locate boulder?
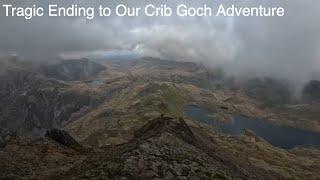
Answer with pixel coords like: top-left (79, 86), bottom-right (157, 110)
top-left (45, 129), bottom-right (81, 149)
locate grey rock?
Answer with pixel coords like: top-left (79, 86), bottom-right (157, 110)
top-left (163, 171), bottom-right (174, 180)
top-left (45, 129), bottom-right (82, 149)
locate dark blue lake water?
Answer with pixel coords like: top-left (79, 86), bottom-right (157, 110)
top-left (185, 105), bottom-right (320, 149)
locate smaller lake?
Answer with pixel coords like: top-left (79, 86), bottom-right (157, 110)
top-left (185, 105), bottom-right (320, 149)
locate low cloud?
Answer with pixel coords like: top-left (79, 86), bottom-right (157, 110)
top-left (0, 0), bottom-right (319, 85)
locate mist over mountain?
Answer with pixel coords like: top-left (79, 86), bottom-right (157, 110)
top-left (1, 1), bottom-right (320, 179)
top-left (0, 0), bottom-right (319, 88)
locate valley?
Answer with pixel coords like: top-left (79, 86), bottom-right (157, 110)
top-left (0, 56), bottom-right (320, 179)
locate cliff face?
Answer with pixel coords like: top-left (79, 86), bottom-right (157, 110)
top-left (0, 59), bottom-right (104, 136)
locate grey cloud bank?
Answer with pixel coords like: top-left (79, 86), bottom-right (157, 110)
top-left (0, 0), bottom-right (319, 85)
top-left (0, 3), bottom-right (285, 19)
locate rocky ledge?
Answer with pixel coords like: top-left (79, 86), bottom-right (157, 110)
top-left (0, 116), bottom-right (314, 180)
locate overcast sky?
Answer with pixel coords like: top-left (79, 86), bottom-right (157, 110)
top-left (0, 0), bottom-right (319, 84)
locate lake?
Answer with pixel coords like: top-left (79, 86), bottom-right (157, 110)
top-left (185, 105), bottom-right (320, 149)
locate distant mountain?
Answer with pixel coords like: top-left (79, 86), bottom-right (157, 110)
top-left (303, 80), bottom-right (320, 102)
top-left (241, 77), bottom-right (293, 107)
top-left (0, 59), bottom-right (102, 136)
top-left (42, 58), bottom-right (106, 81)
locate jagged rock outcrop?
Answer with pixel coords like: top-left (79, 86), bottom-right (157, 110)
top-left (0, 116), bottom-right (319, 179)
top-left (0, 135), bottom-right (84, 179)
top-left (62, 116), bottom-right (285, 180)
top-left (134, 116), bottom-right (195, 143)
top-left (45, 129), bottom-right (82, 149)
